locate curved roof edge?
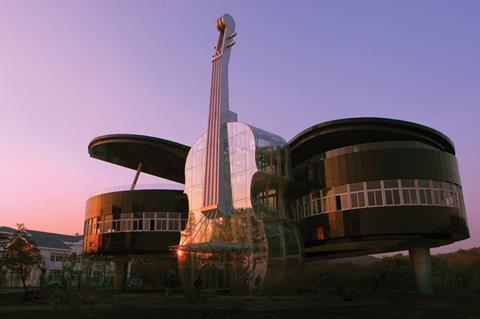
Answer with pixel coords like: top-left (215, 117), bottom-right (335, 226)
top-left (88, 134), bottom-right (190, 183)
top-left (288, 118), bottom-right (455, 165)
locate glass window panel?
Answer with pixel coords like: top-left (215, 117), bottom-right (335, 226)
top-left (138, 220), bottom-right (143, 231)
top-left (368, 191), bottom-right (375, 206)
top-left (432, 180), bottom-right (442, 189)
top-left (351, 193), bottom-right (358, 208)
top-left (350, 182), bottom-right (364, 192)
top-left (433, 190), bottom-right (439, 205)
top-left (392, 190), bottom-right (400, 204)
top-left (358, 192), bottom-right (365, 207)
top-left (410, 189), bottom-right (418, 204)
top-left (402, 180), bottom-right (415, 188)
top-left (385, 190), bottom-right (393, 205)
top-left (425, 191), bottom-right (432, 204)
top-left (403, 189), bottom-right (410, 204)
top-left (335, 195), bottom-right (342, 210)
top-left (157, 212), bottom-right (167, 219)
top-left (375, 190), bottom-right (383, 206)
top-left (383, 180), bottom-right (398, 189)
top-left (168, 213), bottom-right (179, 219)
top-left (366, 181), bottom-right (381, 190)
top-left (419, 190), bottom-right (426, 204)
top-left (439, 190), bottom-right (444, 204)
top-left (144, 212), bottom-right (155, 218)
top-left (418, 180), bottom-right (430, 188)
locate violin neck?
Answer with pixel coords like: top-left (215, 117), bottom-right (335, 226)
top-left (202, 26), bottom-right (237, 216)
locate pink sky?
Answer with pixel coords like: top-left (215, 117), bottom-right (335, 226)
top-left (0, 1), bottom-right (478, 254)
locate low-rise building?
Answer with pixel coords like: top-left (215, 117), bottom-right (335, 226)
top-left (0, 226), bottom-right (84, 288)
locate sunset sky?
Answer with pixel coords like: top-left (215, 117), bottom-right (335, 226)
top-left (0, 0), bottom-right (478, 254)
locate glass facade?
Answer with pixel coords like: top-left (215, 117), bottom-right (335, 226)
top-left (83, 189), bottom-right (188, 255)
top-left (289, 134), bottom-right (469, 257)
top-left (292, 178), bottom-right (465, 220)
top-left (179, 122), bottom-right (303, 294)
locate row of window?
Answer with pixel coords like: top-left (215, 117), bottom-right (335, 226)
top-left (84, 212), bottom-right (187, 236)
top-left (50, 253), bottom-right (69, 262)
top-left (291, 179), bottom-right (464, 220)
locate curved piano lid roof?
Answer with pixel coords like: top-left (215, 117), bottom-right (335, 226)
top-left (88, 134), bottom-right (190, 183)
top-left (288, 117), bottom-right (455, 167)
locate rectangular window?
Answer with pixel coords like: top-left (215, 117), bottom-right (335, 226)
top-left (138, 220), bottom-right (143, 231)
top-left (358, 192), bottom-right (365, 207)
top-left (418, 180), bottom-right (430, 188)
top-left (366, 181), bottom-right (381, 190)
top-left (432, 180), bottom-right (442, 189)
top-left (350, 182), bottom-right (364, 192)
top-left (385, 190), bottom-right (393, 205)
top-left (375, 190), bottom-right (383, 206)
top-left (150, 219), bottom-right (155, 231)
top-left (368, 191), bottom-right (375, 206)
top-left (432, 190), bottom-right (438, 205)
top-left (392, 189), bottom-right (400, 205)
top-left (351, 193), bottom-right (358, 208)
top-left (383, 180), bottom-right (398, 189)
top-left (133, 220), bottom-right (138, 230)
top-left (157, 212), bottom-right (167, 219)
top-left (439, 190), bottom-right (444, 204)
top-left (403, 189), bottom-right (411, 204)
top-left (419, 189), bottom-right (426, 204)
top-left (425, 190), bottom-right (432, 204)
top-left (410, 189), bottom-right (418, 204)
top-left (401, 180), bottom-right (415, 188)
top-left (335, 195), bottom-right (342, 211)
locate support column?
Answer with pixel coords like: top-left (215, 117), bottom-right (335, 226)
top-left (409, 247), bottom-right (433, 295)
top-left (130, 162), bottom-right (142, 190)
top-left (113, 260), bottom-right (128, 291)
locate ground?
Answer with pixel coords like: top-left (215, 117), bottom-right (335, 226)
top-left (0, 289), bottom-right (479, 319)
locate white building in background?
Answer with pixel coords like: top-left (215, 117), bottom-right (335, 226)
top-left (0, 226), bottom-right (83, 287)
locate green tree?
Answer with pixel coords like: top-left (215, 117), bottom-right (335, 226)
top-left (0, 224), bottom-right (43, 296)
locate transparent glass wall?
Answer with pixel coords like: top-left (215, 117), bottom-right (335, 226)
top-left (179, 122), bottom-right (303, 295)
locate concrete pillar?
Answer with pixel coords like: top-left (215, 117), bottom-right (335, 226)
top-left (409, 247), bottom-right (433, 295)
top-left (113, 260), bottom-right (128, 291)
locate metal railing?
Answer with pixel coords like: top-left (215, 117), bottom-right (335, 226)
top-left (89, 183), bottom-right (184, 198)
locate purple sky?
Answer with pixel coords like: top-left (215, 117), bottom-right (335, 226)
top-left (0, 1), bottom-right (478, 254)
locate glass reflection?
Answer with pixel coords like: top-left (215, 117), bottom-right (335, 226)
top-left (179, 122), bottom-right (303, 294)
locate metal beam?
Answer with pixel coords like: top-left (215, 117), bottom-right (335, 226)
top-left (130, 162), bottom-right (143, 190)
